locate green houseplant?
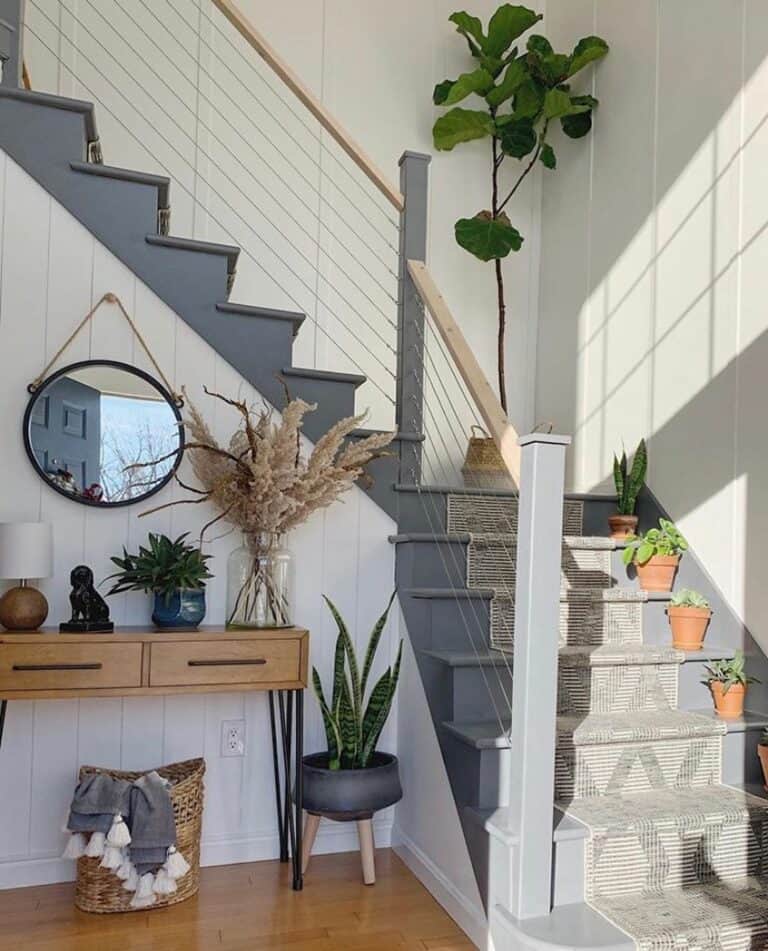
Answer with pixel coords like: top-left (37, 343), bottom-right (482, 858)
top-left (667, 589), bottom-right (711, 651)
top-left (302, 594), bottom-right (403, 884)
top-left (610, 439), bottom-right (647, 539)
top-left (105, 532), bottom-right (213, 629)
top-left (432, 5), bottom-right (608, 411)
top-left (702, 651), bottom-right (758, 719)
top-left (622, 518), bottom-right (687, 592)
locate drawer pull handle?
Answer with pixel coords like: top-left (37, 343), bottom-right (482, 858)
top-left (187, 659), bottom-right (267, 668)
top-left (12, 663), bottom-right (103, 672)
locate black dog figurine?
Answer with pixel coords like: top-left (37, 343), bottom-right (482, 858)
top-left (60, 565), bottom-right (114, 633)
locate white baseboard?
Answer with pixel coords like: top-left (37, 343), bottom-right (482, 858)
top-left (0, 817), bottom-right (393, 890)
top-left (393, 824), bottom-right (488, 950)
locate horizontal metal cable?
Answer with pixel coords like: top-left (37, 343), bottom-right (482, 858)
top-left (34, 0), bottom-right (399, 342)
top-left (127, 0), bottom-right (401, 282)
top-left (24, 19), bottom-right (396, 402)
top-left (153, 0), bottom-right (400, 236)
top-left (25, 15), bottom-right (397, 392)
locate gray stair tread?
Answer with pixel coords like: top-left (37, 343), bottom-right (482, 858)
top-left (406, 586), bottom-right (498, 601)
top-left (146, 233), bottom-right (240, 267)
top-left (558, 644), bottom-right (684, 667)
top-left (70, 160), bottom-right (170, 202)
top-left (562, 784), bottom-right (768, 833)
top-left (391, 531), bottom-right (615, 549)
top-left (395, 482), bottom-right (615, 501)
top-left (352, 427), bottom-right (423, 442)
top-left (688, 707), bottom-right (768, 732)
top-left (216, 301), bottom-right (305, 332)
top-left (443, 718), bottom-right (510, 749)
top-left (280, 366), bottom-right (366, 386)
top-left (558, 710), bottom-right (728, 746)
top-left (677, 645), bottom-right (736, 662)
top-left (468, 805), bottom-right (589, 845)
top-left (493, 900), bottom-right (634, 950)
top-left (0, 85), bottom-right (93, 115)
top-left (423, 649), bottom-right (510, 668)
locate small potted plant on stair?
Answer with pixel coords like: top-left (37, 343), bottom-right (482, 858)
top-left (702, 650), bottom-right (758, 719)
top-left (610, 439), bottom-right (647, 539)
top-left (105, 532), bottom-right (213, 629)
top-left (667, 589), bottom-right (712, 651)
top-left (622, 518), bottom-right (687, 592)
top-left (303, 593), bottom-right (403, 886)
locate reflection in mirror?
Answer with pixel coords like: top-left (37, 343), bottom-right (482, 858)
top-left (24, 361), bottom-right (183, 507)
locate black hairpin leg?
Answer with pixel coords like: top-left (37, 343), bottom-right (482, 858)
top-left (268, 689), bottom-right (304, 891)
top-left (0, 700), bottom-right (7, 750)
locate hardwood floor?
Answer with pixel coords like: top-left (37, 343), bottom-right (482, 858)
top-left (0, 849), bottom-right (475, 950)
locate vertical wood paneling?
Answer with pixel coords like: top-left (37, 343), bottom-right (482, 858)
top-left (0, 157), bottom-right (398, 886)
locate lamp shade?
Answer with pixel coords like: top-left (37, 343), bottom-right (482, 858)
top-left (0, 522), bottom-right (53, 580)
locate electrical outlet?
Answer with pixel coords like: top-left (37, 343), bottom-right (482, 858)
top-left (221, 719), bottom-right (246, 757)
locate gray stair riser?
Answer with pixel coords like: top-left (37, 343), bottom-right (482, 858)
top-left (346, 445), bottom-right (399, 520)
top-left (557, 663), bottom-right (679, 715)
top-left (451, 665), bottom-right (514, 723)
top-left (394, 489), bottom-right (449, 532)
top-left (279, 373), bottom-right (358, 436)
top-left (446, 740), bottom-right (511, 811)
top-left (396, 540), bottom-right (468, 589)
top-left (585, 815), bottom-right (768, 901)
top-left (427, 597), bottom-right (493, 652)
top-left (722, 728), bottom-right (766, 788)
top-left (0, 97), bottom-right (88, 166)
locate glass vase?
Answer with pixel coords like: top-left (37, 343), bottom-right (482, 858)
top-left (226, 533), bottom-right (294, 629)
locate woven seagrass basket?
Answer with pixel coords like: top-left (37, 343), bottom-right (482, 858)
top-left (462, 425), bottom-right (513, 489)
top-left (74, 757), bottom-right (205, 914)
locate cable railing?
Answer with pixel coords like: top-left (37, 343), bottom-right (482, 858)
top-left (23, 0), bottom-right (400, 428)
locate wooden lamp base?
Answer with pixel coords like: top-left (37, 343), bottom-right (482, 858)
top-left (0, 585), bottom-right (49, 631)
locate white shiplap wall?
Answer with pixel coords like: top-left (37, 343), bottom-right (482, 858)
top-left (0, 153), bottom-right (399, 888)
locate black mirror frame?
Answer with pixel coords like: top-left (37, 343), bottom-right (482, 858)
top-left (23, 359), bottom-right (185, 509)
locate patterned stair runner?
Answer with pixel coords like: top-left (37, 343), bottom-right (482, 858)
top-left (447, 492), bottom-right (768, 949)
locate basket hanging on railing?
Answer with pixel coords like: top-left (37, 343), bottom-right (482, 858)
top-left (462, 425), bottom-right (514, 490)
top-left (74, 758), bottom-right (205, 914)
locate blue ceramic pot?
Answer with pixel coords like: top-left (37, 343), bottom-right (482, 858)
top-left (152, 588), bottom-right (206, 629)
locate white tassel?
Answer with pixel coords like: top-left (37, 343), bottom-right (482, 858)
top-left (129, 891), bottom-right (156, 909)
top-left (122, 867), bottom-right (139, 893)
top-left (153, 868), bottom-right (177, 896)
top-left (165, 846), bottom-right (190, 880)
top-left (61, 832), bottom-right (86, 860)
top-left (100, 845), bottom-right (124, 870)
top-left (116, 857), bottom-right (134, 881)
top-left (106, 814), bottom-right (131, 848)
top-left (135, 873), bottom-right (155, 901)
top-left (84, 832), bottom-right (106, 858)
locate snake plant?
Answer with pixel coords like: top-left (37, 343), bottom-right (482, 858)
top-left (702, 650), bottom-right (759, 695)
top-left (312, 593), bottom-right (402, 770)
top-left (613, 439), bottom-right (647, 516)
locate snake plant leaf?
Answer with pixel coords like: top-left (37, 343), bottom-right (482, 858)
top-left (331, 629), bottom-right (346, 711)
top-left (455, 211), bottom-right (524, 262)
top-left (443, 68), bottom-right (495, 105)
top-left (338, 677), bottom-right (358, 765)
top-left (433, 108), bottom-right (495, 150)
top-left (324, 595), bottom-right (362, 742)
top-left (360, 642), bottom-right (403, 768)
top-left (499, 117), bottom-right (537, 157)
top-left (449, 11), bottom-right (485, 56)
top-left (362, 669), bottom-right (391, 747)
top-left (485, 5), bottom-right (542, 58)
top-left (539, 142), bottom-right (556, 169)
top-left (433, 79), bottom-right (457, 105)
top-left (312, 667), bottom-right (341, 769)
top-left (361, 590), bottom-right (396, 697)
top-left (485, 57), bottom-right (528, 107)
top-left (569, 36), bottom-right (609, 76)
top-left (625, 439), bottom-right (647, 513)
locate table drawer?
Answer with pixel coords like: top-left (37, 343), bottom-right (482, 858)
top-left (0, 643), bottom-right (143, 691)
top-left (149, 639), bottom-right (303, 688)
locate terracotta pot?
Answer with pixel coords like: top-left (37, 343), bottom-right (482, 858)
top-left (758, 744), bottom-right (768, 792)
top-left (667, 606), bottom-right (711, 651)
top-left (635, 554), bottom-right (679, 592)
top-left (710, 681), bottom-right (746, 719)
top-left (608, 514), bottom-right (638, 540)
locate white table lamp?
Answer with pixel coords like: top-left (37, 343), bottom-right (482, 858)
top-left (0, 523), bottom-right (53, 631)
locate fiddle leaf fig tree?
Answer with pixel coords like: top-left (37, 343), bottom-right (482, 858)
top-left (433, 5), bottom-right (608, 411)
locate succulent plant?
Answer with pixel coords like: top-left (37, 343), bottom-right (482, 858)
top-left (622, 518), bottom-right (688, 567)
top-left (105, 533), bottom-right (213, 603)
top-left (670, 589), bottom-right (710, 609)
top-left (702, 650), bottom-right (758, 695)
top-left (312, 593), bottom-right (402, 770)
top-left (613, 439), bottom-right (647, 516)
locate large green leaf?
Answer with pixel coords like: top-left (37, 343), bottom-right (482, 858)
top-left (323, 595), bottom-right (362, 749)
top-left (513, 78), bottom-right (545, 118)
top-left (331, 630), bottom-right (346, 711)
top-left (361, 590), bottom-right (396, 697)
top-left (362, 669), bottom-right (391, 747)
top-left (569, 36), bottom-right (609, 76)
top-left (485, 58), bottom-right (528, 107)
top-left (433, 79), bottom-right (456, 105)
top-left (338, 677), bottom-right (358, 766)
top-left (455, 211), bottom-right (524, 261)
top-left (312, 667), bottom-right (341, 769)
top-left (540, 142), bottom-right (556, 169)
top-left (561, 110), bottom-right (593, 138)
top-left (500, 117), bottom-right (536, 157)
top-left (485, 5), bottom-right (542, 58)
top-left (526, 34), bottom-right (552, 57)
top-left (433, 108), bottom-right (495, 150)
top-left (449, 11), bottom-right (485, 55)
top-left (543, 87), bottom-right (574, 119)
top-left (443, 68), bottom-right (495, 105)
top-left (361, 642), bottom-right (403, 767)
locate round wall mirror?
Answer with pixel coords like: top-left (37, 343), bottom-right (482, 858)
top-left (23, 361), bottom-right (184, 508)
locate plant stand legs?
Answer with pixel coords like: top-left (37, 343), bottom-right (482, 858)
top-left (357, 819), bottom-right (376, 885)
top-left (301, 813), bottom-right (321, 874)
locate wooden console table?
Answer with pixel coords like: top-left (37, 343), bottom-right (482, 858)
top-left (0, 625), bottom-right (309, 890)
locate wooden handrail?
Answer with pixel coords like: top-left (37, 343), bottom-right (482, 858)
top-left (407, 259), bottom-right (521, 487)
top-left (210, 0), bottom-right (404, 212)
